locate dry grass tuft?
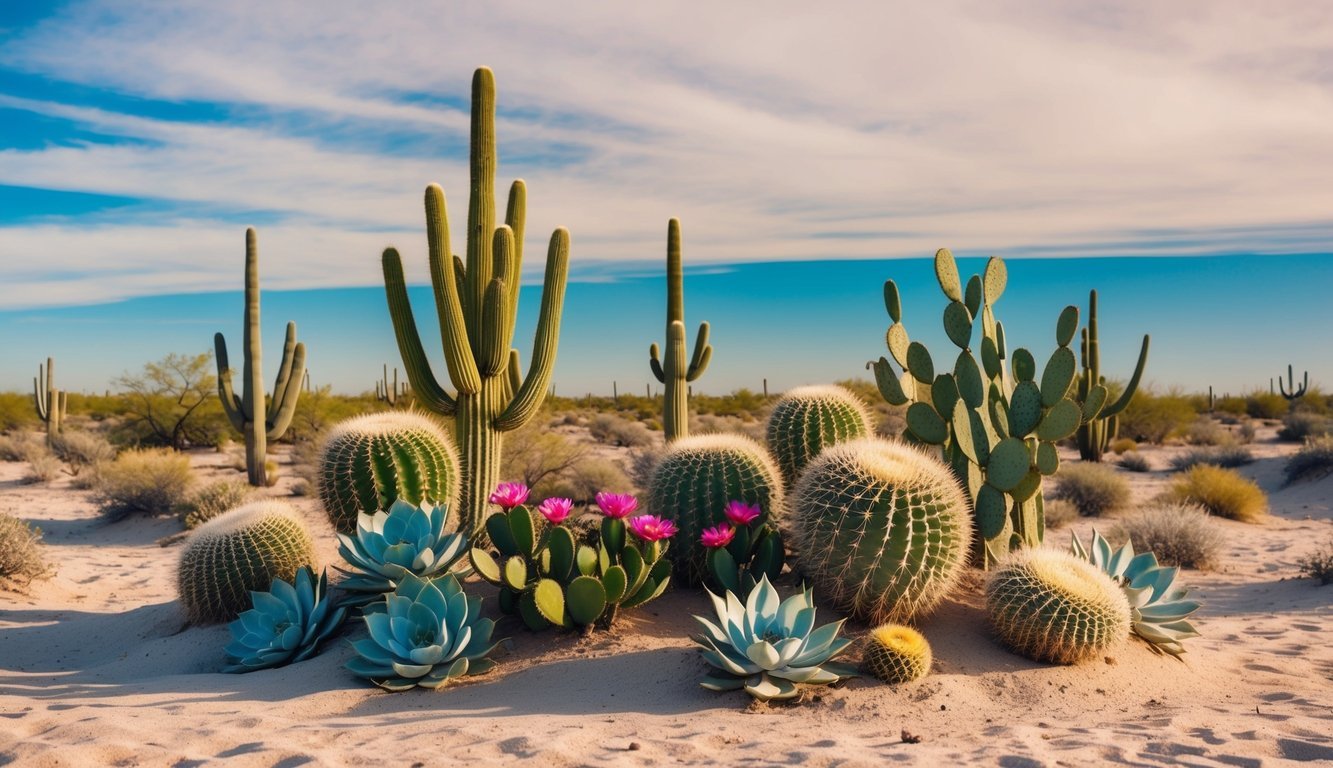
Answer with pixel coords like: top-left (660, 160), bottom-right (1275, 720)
top-left (1163, 465), bottom-right (1267, 523)
top-left (1050, 462), bottom-right (1131, 517)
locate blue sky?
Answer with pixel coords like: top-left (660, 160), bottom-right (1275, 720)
top-left (1, 2), bottom-right (1331, 395)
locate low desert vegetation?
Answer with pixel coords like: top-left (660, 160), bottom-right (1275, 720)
top-left (1277, 412), bottom-right (1332, 443)
top-left (1118, 451), bottom-right (1152, 473)
top-left (53, 430), bottom-right (117, 475)
top-left (1041, 498), bottom-right (1079, 529)
top-left (1050, 462), bottom-right (1131, 517)
top-left (1163, 465), bottom-right (1267, 523)
top-left (1283, 436), bottom-right (1333, 485)
top-left (23, 451), bottom-right (62, 485)
top-left (1169, 445), bottom-right (1255, 472)
top-left (1118, 504), bottom-right (1224, 570)
top-left (94, 447), bottom-right (193, 519)
top-left (0, 512), bottom-right (50, 586)
top-left (1118, 387), bottom-right (1196, 444)
top-left (1297, 537), bottom-right (1333, 585)
top-left (1244, 391), bottom-right (1289, 420)
top-left (1182, 418), bottom-right (1235, 447)
top-left (1108, 437), bottom-right (1138, 454)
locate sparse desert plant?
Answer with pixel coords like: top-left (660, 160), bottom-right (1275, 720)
top-left (177, 500), bottom-right (316, 623)
top-left (1117, 504), bottom-right (1224, 570)
top-left (1118, 387), bottom-right (1196, 444)
top-left (1042, 498), bottom-right (1079, 529)
top-left (1169, 445), bottom-right (1255, 472)
top-left (1118, 451), bottom-right (1152, 473)
top-left (95, 448), bottom-right (193, 519)
top-left (1109, 437), bottom-right (1138, 455)
top-left (23, 451), bottom-right (62, 485)
top-left (1164, 465), bottom-right (1267, 523)
top-left (500, 422), bottom-right (589, 498)
top-left (1237, 420), bottom-right (1257, 443)
top-left (1050, 462), bottom-right (1130, 517)
top-left (1297, 537), bottom-right (1333, 585)
top-left (51, 430), bottom-right (116, 475)
top-left (588, 413), bottom-right (655, 448)
top-left (0, 431), bottom-right (46, 463)
top-left (222, 566), bottom-right (347, 673)
top-left (764, 384), bottom-right (872, 484)
top-left (179, 479), bottom-right (253, 529)
top-left (863, 624), bottom-right (932, 684)
top-left (335, 500), bottom-right (467, 604)
top-left (114, 351), bottom-right (228, 450)
top-left (0, 512), bottom-right (50, 585)
top-left (1245, 390), bottom-right (1289, 420)
top-left (548, 457), bottom-right (635, 503)
top-left (0, 392), bottom-right (40, 431)
top-left (1182, 418), bottom-right (1234, 447)
top-left (626, 446), bottom-right (663, 492)
top-left (1284, 436), bottom-right (1333, 485)
top-left (793, 438), bottom-right (971, 624)
top-left (1278, 412), bottom-right (1332, 442)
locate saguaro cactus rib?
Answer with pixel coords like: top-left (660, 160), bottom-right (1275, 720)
top-left (649, 218), bottom-right (712, 442)
top-left (1075, 290), bottom-right (1150, 462)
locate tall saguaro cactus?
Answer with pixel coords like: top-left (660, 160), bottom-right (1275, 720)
top-left (382, 67), bottom-right (570, 536)
top-left (376, 364), bottom-right (407, 406)
top-left (1277, 364), bottom-right (1308, 402)
top-left (1074, 290), bottom-right (1150, 462)
top-left (33, 357), bottom-right (67, 447)
top-left (214, 228), bottom-right (307, 487)
top-left (648, 218), bottom-right (712, 442)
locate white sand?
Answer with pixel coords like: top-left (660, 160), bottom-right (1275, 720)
top-left (1, 433), bottom-right (1331, 766)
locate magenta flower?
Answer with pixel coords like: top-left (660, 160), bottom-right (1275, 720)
top-left (537, 497), bottom-right (573, 525)
top-left (489, 482), bottom-right (530, 510)
top-left (700, 524), bottom-right (735, 549)
top-left (595, 492), bottom-right (639, 519)
top-left (723, 500), bottom-right (762, 526)
top-left (627, 515), bottom-right (678, 542)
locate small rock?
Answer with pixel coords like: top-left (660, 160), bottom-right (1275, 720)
top-left (628, 743), bottom-right (641, 752)
top-left (901, 730), bottom-right (922, 744)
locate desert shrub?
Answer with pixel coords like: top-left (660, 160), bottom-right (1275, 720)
top-left (0, 513), bottom-right (50, 585)
top-left (1297, 537), bottom-right (1333, 585)
top-left (112, 351), bottom-right (230, 449)
top-left (626, 446), bottom-right (663, 492)
top-left (1043, 498), bottom-right (1079, 529)
top-left (588, 414), bottom-right (655, 447)
top-left (501, 425), bottom-right (589, 496)
top-left (1182, 418), bottom-right (1235, 447)
top-left (1169, 445), bottom-right (1255, 472)
top-left (1215, 395), bottom-right (1247, 417)
top-left (1118, 451), bottom-right (1151, 473)
top-left (0, 393), bottom-right (39, 431)
top-left (1118, 388), bottom-right (1196, 444)
top-left (23, 452), bottom-right (62, 485)
top-left (1237, 421), bottom-right (1257, 443)
top-left (1109, 437), bottom-right (1138, 454)
top-left (1118, 504), bottom-right (1224, 570)
top-left (178, 479), bottom-right (253, 529)
top-left (542, 457), bottom-right (635, 502)
top-left (692, 412), bottom-right (767, 441)
top-left (0, 432), bottom-right (46, 462)
top-left (1163, 465), bottom-right (1267, 523)
top-left (1277, 412), bottom-right (1332, 442)
top-left (1284, 436), bottom-right (1333, 485)
top-left (1050, 462), bottom-right (1131, 517)
top-left (1245, 391), bottom-right (1289, 420)
top-left (52, 430), bottom-right (117, 475)
top-left (94, 448), bottom-right (193, 519)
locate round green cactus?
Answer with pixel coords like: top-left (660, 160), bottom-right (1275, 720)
top-left (985, 548), bottom-right (1131, 664)
top-left (177, 501), bottom-right (316, 624)
top-left (863, 623), bottom-right (932, 684)
top-left (792, 438), bottom-right (971, 623)
top-left (317, 411), bottom-right (460, 533)
top-left (765, 384), bottom-right (872, 484)
top-left (646, 433), bottom-right (785, 584)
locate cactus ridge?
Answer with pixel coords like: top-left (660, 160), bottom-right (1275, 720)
top-left (1075, 289), bottom-right (1150, 462)
top-left (765, 384), bottom-right (872, 484)
top-left (864, 623), bottom-right (932, 684)
top-left (985, 548), bottom-right (1130, 664)
top-left (178, 501), bottom-right (315, 624)
top-left (792, 438), bottom-right (971, 624)
top-left (318, 412), bottom-right (461, 534)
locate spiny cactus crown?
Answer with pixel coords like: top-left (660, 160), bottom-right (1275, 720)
top-left (765, 384), bottom-right (872, 484)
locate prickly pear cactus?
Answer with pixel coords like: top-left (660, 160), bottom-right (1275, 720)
top-left (177, 501), bottom-right (315, 624)
top-left (317, 412), bottom-right (460, 533)
top-left (792, 438), bottom-right (971, 623)
top-left (863, 624), bottom-right (932, 684)
top-left (985, 548), bottom-right (1130, 664)
top-left (646, 434), bottom-right (785, 584)
top-left (765, 384), bottom-right (872, 484)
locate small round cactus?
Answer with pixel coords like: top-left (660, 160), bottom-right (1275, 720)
top-left (792, 438), bottom-right (971, 623)
top-left (646, 433), bottom-right (785, 584)
top-left (317, 411), bottom-right (460, 533)
top-left (864, 624), bottom-right (932, 684)
top-left (985, 548), bottom-right (1131, 664)
top-left (177, 501), bottom-right (315, 624)
top-left (765, 384), bottom-right (872, 483)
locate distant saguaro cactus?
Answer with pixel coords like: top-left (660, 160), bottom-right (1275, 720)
top-left (32, 357), bottom-right (67, 447)
top-left (1277, 364), bottom-right (1309, 402)
top-left (1074, 290), bottom-right (1150, 462)
top-left (214, 228), bottom-right (307, 487)
top-left (649, 219), bottom-right (712, 443)
top-left (375, 364), bottom-right (408, 406)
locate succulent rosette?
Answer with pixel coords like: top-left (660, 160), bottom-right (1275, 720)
top-left (223, 566), bottom-right (347, 673)
top-left (335, 500), bottom-right (467, 604)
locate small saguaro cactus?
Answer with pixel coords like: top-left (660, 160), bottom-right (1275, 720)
top-left (382, 67), bottom-right (570, 537)
top-left (649, 218), bottom-right (712, 443)
top-left (214, 228), bottom-right (306, 488)
top-left (1277, 364), bottom-right (1309, 402)
top-left (32, 357), bottom-right (67, 447)
top-left (375, 364), bottom-right (408, 406)
top-left (1074, 290), bottom-right (1150, 462)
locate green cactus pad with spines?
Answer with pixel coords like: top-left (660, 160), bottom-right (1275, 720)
top-left (647, 434), bottom-right (785, 584)
top-left (792, 438), bottom-right (972, 624)
top-left (864, 623), bottom-right (932, 684)
top-left (986, 438), bottom-right (1031, 491)
top-left (1040, 348), bottom-right (1076, 406)
top-left (1008, 382), bottom-right (1043, 437)
top-left (985, 548), bottom-right (1131, 664)
top-left (317, 412), bottom-right (460, 534)
top-left (1037, 400), bottom-right (1082, 441)
top-left (765, 384), bottom-right (873, 484)
top-left (934, 249), bottom-right (963, 302)
top-left (566, 575), bottom-right (608, 625)
top-left (942, 301), bottom-right (972, 347)
top-left (886, 324), bottom-right (910, 368)
top-left (1036, 442), bottom-right (1060, 475)
top-left (906, 343), bottom-right (934, 383)
top-left (884, 281), bottom-right (902, 323)
top-left (906, 403), bottom-right (948, 445)
top-left (1056, 306), bottom-right (1079, 347)
top-left (177, 501), bottom-right (315, 624)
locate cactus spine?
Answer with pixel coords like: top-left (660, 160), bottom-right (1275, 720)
top-left (382, 68), bottom-right (570, 537)
top-left (214, 228), bottom-right (306, 487)
top-left (1277, 364), bottom-right (1308, 402)
top-left (649, 219), bottom-right (712, 443)
top-left (32, 357), bottom-right (67, 447)
top-left (375, 364), bottom-right (407, 406)
top-left (1074, 290), bottom-right (1150, 462)
top-left (765, 384), bottom-right (872, 484)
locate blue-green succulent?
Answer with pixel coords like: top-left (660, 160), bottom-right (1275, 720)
top-left (692, 575), bottom-right (857, 702)
top-left (346, 572), bottom-right (500, 691)
top-left (335, 500), bottom-right (467, 604)
top-left (222, 566), bottom-right (347, 673)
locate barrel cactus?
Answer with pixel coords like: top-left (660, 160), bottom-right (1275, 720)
top-left (178, 501), bottom-right (316, 624)
top-left (863, 623), bottom-right (932, 684)
top-left (646, 434), bottom-right (785, 584)
top-left (765, 384), bottom-right (872, 484)
top-left (985, 548), bottom-right (1131, 664)
top-left (317, 411), bottom-right (460, 534)
top-left (792, 438), bottom-right (971, 623)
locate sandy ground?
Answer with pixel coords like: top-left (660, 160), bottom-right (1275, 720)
top-left (1, 428), bottom-right (1330, 767)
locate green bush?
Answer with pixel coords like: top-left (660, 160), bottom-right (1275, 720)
top-left (1050, 462), bottom-right (1131, 517)
top-left (94, 448), bottom-right (194, 519)
top-left (1164, 465), bottom-right (1267, 523)
top-left (1118, 504), bottom-right (1224, 570)
top-left (0, 392), bottom-right (39, 432)
top-left (1245, 391), bottom-right (1289, 420)
top-left (1118, 387), bottom-right (1196, 444)
top-left (0, 513), bottom-right (50, 585)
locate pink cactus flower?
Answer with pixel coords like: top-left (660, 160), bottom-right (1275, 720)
top-left (627, 515), bottom-right (678, 542)
top-left (489, 481), bottom-right (530, 510)
top-left (595, 492), bottom-right (639, 519)
top-left (537, 497), bottom-right (573, 525)
top-left (700, 524), bottom-right (736, 549)
top-left (723, 500), bottom-right (763, 526)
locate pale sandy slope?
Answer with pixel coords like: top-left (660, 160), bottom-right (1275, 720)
top-left (1, 437), bottom-right (1330, 767)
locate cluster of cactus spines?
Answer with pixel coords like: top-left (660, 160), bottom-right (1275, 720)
top-left (375, 364), bottom-right (409, 406)
top-left (649, 218), bottom-right (712, 443)
top-left (765, 384), bottom-right (872, 484)
top-left (32, 357), bottom-right (67, 447)
top-left (1278, 364), bottom-right (1309, 402)
top-left (646, 434), bottom-right (785, 584)
top-left (985, 548), bottom-right (1131, 664)
top-left (1074, 290), bottom-right (1150, 462)
top-left (177, 500), bottom-right (316, 624)
top-left (382, 67), bottom-right (570, 537)
top-left (869, 249), bottom-right (1086, 567)
top-left (863, 624), bottom-right (932, 684)
top-left (317, 412), bottom-right (461, 534)
top-left (792, 438), bottom-right (972, 623)
top-left (214, 228), bottom-right (306, 488)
